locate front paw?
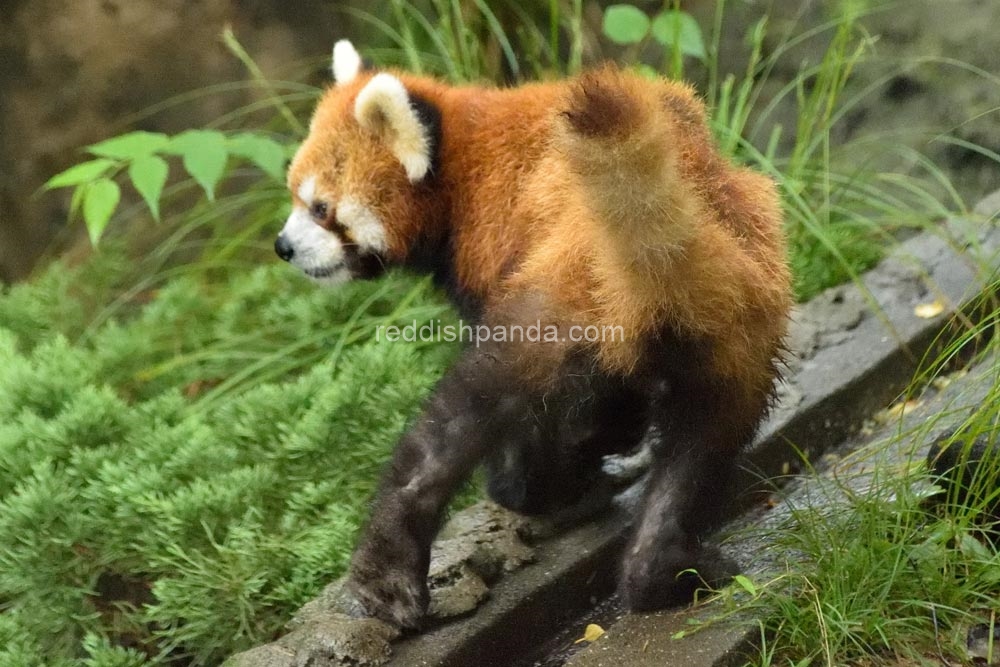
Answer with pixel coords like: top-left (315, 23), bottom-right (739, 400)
top-left (347, 550), bottom-right (429, 630)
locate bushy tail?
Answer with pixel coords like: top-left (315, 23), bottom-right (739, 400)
top-left (559, 68), bottom-right (707, 272)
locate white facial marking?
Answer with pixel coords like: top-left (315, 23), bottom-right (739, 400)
top-left (338, 197), bottom-right (388, 253)
top-left (297, 176), bottom-right (317, 208)
top-left (354, 73), bottom-right (431, 182)
top-left (332, 40), bottom-right (362, 86)
top-left (280, 206), bottom-right (349, 286)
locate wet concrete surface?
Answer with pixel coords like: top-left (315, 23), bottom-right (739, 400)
top-left (567, 349), bottom-right (1000, 667)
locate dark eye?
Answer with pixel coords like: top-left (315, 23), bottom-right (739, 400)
top-left (310, 201), bottom-right (328, 221)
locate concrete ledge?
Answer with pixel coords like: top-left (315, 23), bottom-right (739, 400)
top-left (392, 516), bottom-right (625, 667)
top-left (752, 212), bottom-right (1000, 481)
top-left (569, 333), bottom-right (1000, 667)
top-left (226, 193), bottom-right (1000, 667)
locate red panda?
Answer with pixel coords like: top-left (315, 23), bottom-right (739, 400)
top-left (276, 40), bottom-right (792, 629)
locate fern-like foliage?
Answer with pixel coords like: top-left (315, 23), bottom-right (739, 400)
top-left (0, 257), bottom-right (458, 666)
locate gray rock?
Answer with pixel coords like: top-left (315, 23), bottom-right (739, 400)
top-left (290, 580), bottom-right (370, 630)
top-left (278, 615), bottom-right (399, 667)
top-left (266, 502), bottom-right (538, 664)
top-left (425, 501), bottom-right (537, 619)
top-left (223, 644), bottom-right (296, 667)
top-left (927, 430), bottom-right (1000, 520)
top-left (436, 500), bottom-right (538, 544)
top-left (966, 622), bottom-right (1000, 661)
top-left (278, 581), bottom-right (400, 667)
top-left (427, 557), bottom-right (490, 619)
top-left (434, 501), bottom-right (538, 576)
top-left (974, 190), bottom-right (1000, 218)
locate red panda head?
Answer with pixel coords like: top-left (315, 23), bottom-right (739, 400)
top-left (275, 40), bottom-right (440, 286)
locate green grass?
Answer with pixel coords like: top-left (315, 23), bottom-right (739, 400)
top-left (685, 278), bottom-right (1000, 667)
top-left (0, 255), bottom-right (459, 666)
top-left (3, 0), bottom-right (996, 664)
top-left (733, 411), bottom-right (1000, 666)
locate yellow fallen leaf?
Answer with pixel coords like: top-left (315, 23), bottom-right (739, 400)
top-left (932, 370), bottom-right (966, 391)
top-left (878, 399), bottom-right (921, 422)
top-left (914, 300), bottom-right (944, 319)
top-left (574, 623), bottom-right (606, 644)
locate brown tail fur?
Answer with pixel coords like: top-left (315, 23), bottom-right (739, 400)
top-left (558, 68), bottom-right (705, 279)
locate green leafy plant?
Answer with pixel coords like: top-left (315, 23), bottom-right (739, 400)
top-left (2, 25), bottom-right (462, 665)
top-left (43, 129), bottom-right (290, 245)
top-left (742, 425), bottom-right (1000, 666)
top-left (678, 272), bottom-right (1000, 666)
top-left (602, 2), bottom-right (706, 78)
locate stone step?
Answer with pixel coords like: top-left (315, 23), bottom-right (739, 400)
top-left (566, 319), bottom-right (1000, 667)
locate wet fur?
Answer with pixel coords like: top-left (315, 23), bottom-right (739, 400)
top-left (279, 45), bottom-right (792, 628)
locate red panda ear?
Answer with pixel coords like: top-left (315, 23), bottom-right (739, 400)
top-left (354, 73), bottom-right (433, 183)
top-left (332, 40), bottom-right (362, 86)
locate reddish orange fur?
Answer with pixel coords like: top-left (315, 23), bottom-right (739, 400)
top-left (283, 52), bottom-right (798, 626)
top-left (288, 65), bottom-right (791, 428)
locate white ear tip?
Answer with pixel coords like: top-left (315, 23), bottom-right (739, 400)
top-left (355, 73), bottom-right (432, 183)
top-left (354, 73), bottom-right (409, 118)
top-left (332, 40), bottom-right (362, 85)
top-left (368, 73), bottom-right (407, 96)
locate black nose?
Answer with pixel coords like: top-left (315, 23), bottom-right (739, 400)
top-left (274, 234), bottom-right (294, 262)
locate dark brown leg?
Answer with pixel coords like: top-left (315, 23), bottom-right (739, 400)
top-left (347, 346), bottom-right (514, 627)
top-left (347, 347), bottom-right (643, 627)
top-left (485, 378), bottom-right (647, 515)
top-left (619, 372), bottom-right (765, 610)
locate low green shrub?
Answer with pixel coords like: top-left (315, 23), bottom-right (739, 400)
top-left (0, 259), bottom-right (458, 665)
